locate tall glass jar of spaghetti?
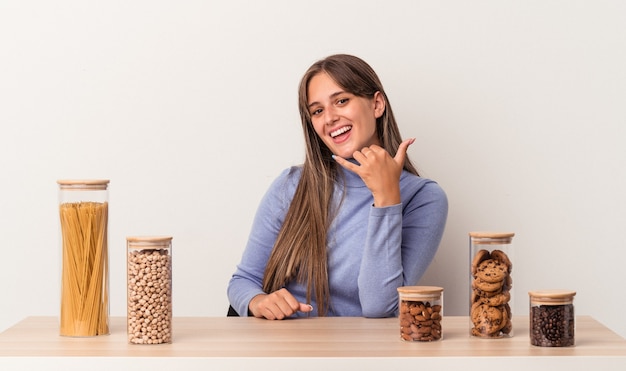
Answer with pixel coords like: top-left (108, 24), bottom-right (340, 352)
top-left (469, 232), bottom-right (514, 338)
top-left (58, 179), bottom-right (110, 337)
top-left (127, 236), bottom-right (173, 344)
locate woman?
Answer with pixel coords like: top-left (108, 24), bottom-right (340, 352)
top-left (227, 54), bottom-right (448, 319)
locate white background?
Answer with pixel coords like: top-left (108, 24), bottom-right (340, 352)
top-left (1, 0), bottom-right (625, 339)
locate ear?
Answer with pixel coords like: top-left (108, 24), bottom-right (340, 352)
top-left (373, 91), bottom-right (386, 118)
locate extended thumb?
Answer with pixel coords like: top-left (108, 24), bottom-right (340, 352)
top-left (394, 138), bottom-right (415, 164)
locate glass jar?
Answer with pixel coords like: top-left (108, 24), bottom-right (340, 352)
top-left (469, 232), bottom-right (514, 338)
top-left (127, 236), bottom-right (173, 344)
top-left (397, 286), bottom-right (443, 342)
top-left (529, 290), bottom-right (576, 347)
top-left (57, 179), bottom-right (110, 337)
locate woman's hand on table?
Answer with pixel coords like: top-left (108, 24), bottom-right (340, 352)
top-left (248, 288), bottom-right (313, 320)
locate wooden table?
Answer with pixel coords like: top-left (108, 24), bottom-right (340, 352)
top-left (1, 316), bottom-right (625, 370)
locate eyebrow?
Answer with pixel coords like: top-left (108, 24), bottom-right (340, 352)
top-left (308, 91), bottom-right (346, 109)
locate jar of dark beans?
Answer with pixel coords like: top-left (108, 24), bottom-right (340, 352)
top-left (528, 290), bottom-right (576, 347)
top-left (397, 286), bottom-right (444, 342)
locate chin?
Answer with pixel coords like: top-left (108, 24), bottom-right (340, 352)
top-left (329, 146), bottom-right (353, 159)
top-left (334, 151), bottom-right (354, 159)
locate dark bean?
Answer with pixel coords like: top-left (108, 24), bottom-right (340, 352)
top-left (530, 304), bottom-right (575, 347)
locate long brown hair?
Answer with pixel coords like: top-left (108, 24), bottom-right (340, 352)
top-left (262, 54), bottom-right (418, 315)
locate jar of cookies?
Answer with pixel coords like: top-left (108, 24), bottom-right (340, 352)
top-left (127, 236), bottom-right (173, 344)
top-left (529, 290), bottom-right (576, 347)
top-left (469, 232), bottom-right (514, 338)
top-left (58, 179), bottom-right (110, 337)
top-left (397, 286), bottom-right (443, 342)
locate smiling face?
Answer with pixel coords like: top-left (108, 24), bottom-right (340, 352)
top-left (306, 72), bottom-right (385, 159)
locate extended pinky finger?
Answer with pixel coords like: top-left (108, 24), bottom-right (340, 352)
top-left (332, 154), bottom-right (359, 172)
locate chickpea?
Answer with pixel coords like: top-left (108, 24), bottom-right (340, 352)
top-left (127, 249), bottom-right (172, 344)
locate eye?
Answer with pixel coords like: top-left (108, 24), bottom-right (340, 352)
top-left (337, 98), bottom-right (349, 105)
top-left (310, 108), bottom-right (323, 116)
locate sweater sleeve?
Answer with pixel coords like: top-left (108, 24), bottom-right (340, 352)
top-left (357, 179), bottom-right (448, 317)
top-left (226, 169), bottom-right (294, 317)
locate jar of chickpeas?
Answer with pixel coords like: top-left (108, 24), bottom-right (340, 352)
top-left (127, 236), bottom-right (173, 344)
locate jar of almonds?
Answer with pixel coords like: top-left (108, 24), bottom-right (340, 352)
top-left (397, 286), bottom-right (443, 342)
top-left (469, 232), bottom-right (515, 338)
top-left (127, 236), bottom-right (173, 344)
top-left (529, 289), bottom-right (576, 347)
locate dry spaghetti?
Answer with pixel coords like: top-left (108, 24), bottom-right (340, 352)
top-left (59, 201), bottom-right (109, 336)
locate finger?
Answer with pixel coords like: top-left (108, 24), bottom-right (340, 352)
top-left (259, 304), bottom-right (280, 320)
top-left (275, 298), bottom-right (299, 316)
top-left (257, 290), bottom-right (292, 320)
top-left (332, 154), bottom-right (360, 172)
top-left (299, 303), bottom-right (314, 313)
top-left (351, 150), bottom-right (368, 165)
top-left (264, 300), bottom-right (292, 320)
top-left (360, 146), bottom-right (384, 160)
top-left (394, 138), bottom-right (415, 166)
top-left (277, 288), bottom-right (305, 313)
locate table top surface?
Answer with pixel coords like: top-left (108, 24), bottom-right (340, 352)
top-left (1, 316), bottom-right (625, 358)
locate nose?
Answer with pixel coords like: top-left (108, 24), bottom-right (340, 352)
top-left (324, 106), bottom-right (339, 126)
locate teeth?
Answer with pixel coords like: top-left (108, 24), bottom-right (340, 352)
top-left (330, 126), bottom-right (352, 138)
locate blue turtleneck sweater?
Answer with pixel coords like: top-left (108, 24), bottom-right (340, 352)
top-left (227, 164), bottom-right (448, 317)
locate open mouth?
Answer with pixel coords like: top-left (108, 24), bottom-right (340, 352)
top-left (330, 126), bottom-right (352, 138)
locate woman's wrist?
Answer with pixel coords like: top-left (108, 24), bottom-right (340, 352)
top-left (372, 190), bottom-right (401, 207)
top-left (248, 293), bottom-right (266, 317)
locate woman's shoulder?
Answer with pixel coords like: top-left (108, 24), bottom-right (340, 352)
top-left (400, 171), bottom-right (447, 202)
top-left (266, 165), bottom-right (303, 193)
top-left (400, 171), bottom-right (440, 187)
top-left (276, 165), bottom-right (303, 182)
top-left (256, 166), bottom-right (303, 211)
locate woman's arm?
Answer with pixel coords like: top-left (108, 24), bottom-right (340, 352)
top-left (226, 169), bottom-right (293, 317)
top-left (357, 181), bottom-right (448, 317)
top-left (334, 138), bottom-right (448, 317)
top-left (227, 167), bottom-right (313, 319)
